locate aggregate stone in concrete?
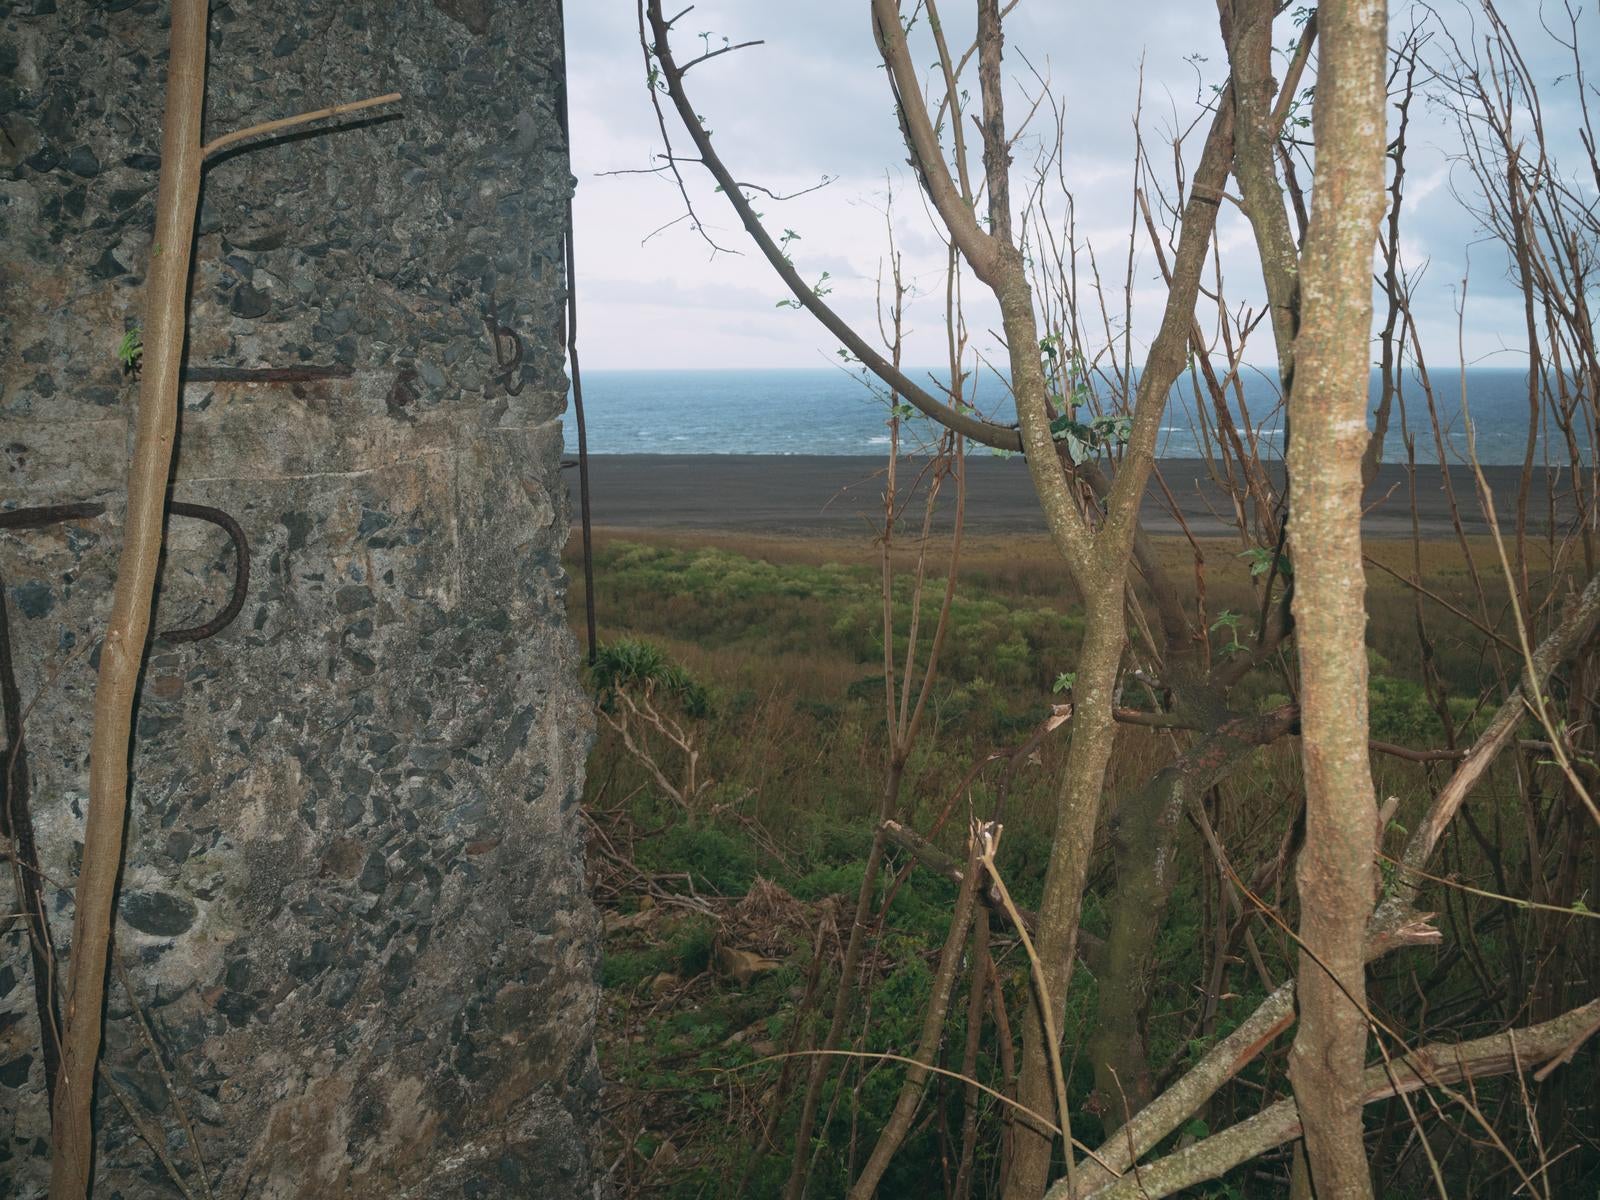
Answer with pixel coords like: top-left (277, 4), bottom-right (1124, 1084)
top-left (0, 2), bottom-right (598, 1195)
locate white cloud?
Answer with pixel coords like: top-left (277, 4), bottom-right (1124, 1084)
top-left (566, 2), bottom-right (1597, 372)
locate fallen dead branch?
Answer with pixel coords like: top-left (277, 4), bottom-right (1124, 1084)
top-left (1064, 998), bottom-right (1600, 1200)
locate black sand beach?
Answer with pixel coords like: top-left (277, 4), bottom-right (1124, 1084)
top-left (567, 455), bottom-right (1579, 539)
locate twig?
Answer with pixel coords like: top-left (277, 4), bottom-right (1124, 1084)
top-left (200, 92), bottom-right (400, 158)
top-left (976, 820), bottom-right (1080, 1197)
top-left (115, 957), bottom-right (214, 1200)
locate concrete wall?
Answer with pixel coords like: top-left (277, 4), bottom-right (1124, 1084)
top-left (0, 2), bottom-right (598, 1194)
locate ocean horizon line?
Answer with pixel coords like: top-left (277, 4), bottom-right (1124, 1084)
top-left (560, 364), bottom-right (1581, 466)
top-left (575, 363), bottom-right (1532, 377)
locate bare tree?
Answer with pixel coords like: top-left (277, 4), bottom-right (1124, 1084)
top-left (623, 1), bottom-right (1600, 1196)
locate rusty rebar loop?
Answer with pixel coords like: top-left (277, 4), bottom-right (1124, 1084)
top-left (159, 501), bottom-right (250, 644)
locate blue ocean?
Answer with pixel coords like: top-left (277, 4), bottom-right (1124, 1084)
top-left (562, 367), bottom-right (1587, 467)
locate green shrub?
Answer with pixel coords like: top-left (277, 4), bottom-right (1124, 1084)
top-left (792, 861), bottom-right (867, 902)
top-left (591, 637), bottom-right (712, 717)
top-left (601, 946), bottom-right (669, 990)
top-left (1369, 674), bottom-right (1445, 744)
top-left (638, 823), bottom-right (757, 896)
top-left (670, 918), bottom-right (717, 976)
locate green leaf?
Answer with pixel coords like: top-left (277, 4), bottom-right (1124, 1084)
top-left (1090, 414), bottom-right (1131, 445)
top-left (116, 328), bottom-right (143, 371)
top-left (1240, 547), bottom-right (1293, 579)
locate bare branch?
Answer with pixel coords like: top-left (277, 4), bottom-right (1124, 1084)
top-left (870, 0), bottom-right (1001, 281)
top-left (636, 0), bottom-right (740, 255)
top-left (1382, 565), bottom-right (1600, 903)
top-left (200, 91), bottom-right (400, 158)
top-left (642, 0), bottom-right (1020, 448)
top-left (678, 37), bottom-right (763, 73)
top-left (1065, 999), bottom-right (1600, 1200)
top-left (732, 176), bottom-right (836, 201)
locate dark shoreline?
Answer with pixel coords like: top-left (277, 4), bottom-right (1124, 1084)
top-left (566, 455), bottom-right (1579, 539)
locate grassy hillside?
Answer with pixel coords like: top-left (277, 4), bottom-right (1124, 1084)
top-left (564, 527), bottom-right (1590, 1198)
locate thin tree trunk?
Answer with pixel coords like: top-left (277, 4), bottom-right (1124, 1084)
top-left (1088, 708), bottom-right (1300, 1119)
top-left (48, 4), bottom-right (209, 1195)
top-left (1225, 0), bottom-right (1304, 377)
top-left (1283, 3), bottom-right (1388, 1197)
top-left (1004, 95), bottom-right (1238, 1200)
top-left (1005, 590), bottom-right (1123, 1197)
top-left (1086, 763), bottom-right (1174, 1120)
top-left (952, 914), bottom-right (990, 1200)
top-left (849, 837), bottom-right (983, 1198)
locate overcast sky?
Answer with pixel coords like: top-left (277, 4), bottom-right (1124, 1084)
top-left (563, 2), bottom-right (1594, 373)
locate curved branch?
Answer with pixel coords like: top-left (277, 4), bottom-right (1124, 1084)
top-left (870, 0), bottom-right (1000, 279)
top-left (200, 91), bottom-right (400, 159)
top-left (678, 37), bottom-right (763, 73)
top-left (635, 2), bottom-right (739, 255)
top-left (644, 0), bottom-right (1022, 450)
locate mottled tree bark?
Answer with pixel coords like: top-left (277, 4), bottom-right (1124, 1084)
top-left (1283, 2), bottom-right (1389, 1196)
